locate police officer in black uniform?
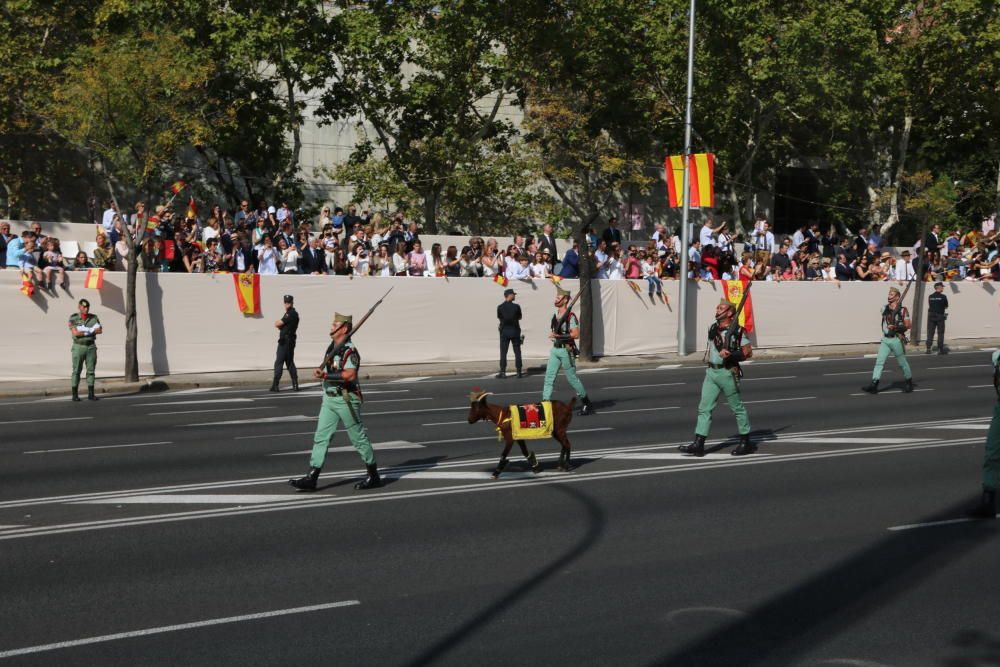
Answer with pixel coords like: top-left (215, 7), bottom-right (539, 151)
top-left (496, 288), bottom-right (523, 378)
top-left (270, 294), bottom-right (300, 392)
top-left (926, 281), bottom-right (949, 354)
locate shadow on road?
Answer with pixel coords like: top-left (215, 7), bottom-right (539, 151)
top-left (651, 499), bottom-right (996, 666)
top-left (405, 484), bottom-right (605, 666)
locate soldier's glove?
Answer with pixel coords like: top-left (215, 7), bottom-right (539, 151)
top-left (729, 350), bottom-right (746, 363)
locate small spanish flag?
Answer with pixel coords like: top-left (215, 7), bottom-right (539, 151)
top-left (146, 215), bottom-right (159, 232)
top-left (186, 196), bottom-right (198, 219)
top-left (721, 278), bottom-right (754, 333)
top-left (169, 180), bottom-right (186, 194)
top-left (665, 153), bottom-right (715, 208)
top-left (233, 273), bottom-right (261, 315)
top-left (493, 274), bottom-right (509, 287)
top-left (84, 268), bottom-right (104, 290)
top-left (550, 275), bottom-right (563, 283)
top-left (20, 272), bottom-right (34, 297)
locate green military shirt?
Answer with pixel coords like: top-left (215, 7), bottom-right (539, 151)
top-left (69, 313), bottom-right (101, 346)
top-left (707, 329), bottom-right (750, 365)
top-left (551, 311), bottom-right (579, 348)
top-left (322, 341), bottom-right (360, 394)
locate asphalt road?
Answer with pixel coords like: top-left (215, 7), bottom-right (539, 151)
top-left (1, 348), bottom-right (998, 666)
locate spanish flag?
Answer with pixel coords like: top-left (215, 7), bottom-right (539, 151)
top-left (493, 274), bottom-right (509, 287)
top-left (665, 153), bottom-right (715, 208)
top-left (721, 278), bottom-right (754, 333)
top-left (550, 275), bottom-right (563, 283)
top-left (84, 268), bottom-right (104, 290)
top-left (232, 273), bottom-right (261, 315)
top-left (20, 272), bottom-right (34, 297)
top-left (146, 215), bottom-right (159, 232)
top-left (169, 180), bottom-right (186, 194)
top-left (186, 196), bottom-right (198, 219)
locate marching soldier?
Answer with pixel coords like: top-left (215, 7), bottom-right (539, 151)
top-left (270, 294), bottom-right (299, 392)
top-left (968, 350), bottom-right (1000, 519)
top-left (541, 287), bottom-right (593, 415)
top-left (926, 281), bottom-right (948, 354)
top-left (679, 300), bottom-right (755, 457)
top-left (862, 286), bottom-right (914, 394)
top-left (68, 299), bottom-right (102, 402)
top-left (496, 288), bottom-right (523, 378)
top-left (289, 312), bottom-right (381, 491)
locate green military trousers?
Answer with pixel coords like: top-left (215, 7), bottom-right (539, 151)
top-left (872, 336), bottom-right (911, 381)
top-left (71, 343), bottom-right (97, 388)
top-left (695, 367), bottom-right (751, 437)
top-left (542, 346), bottom-right (587, 401)
top-left (310, 391), bottom-right (374, 470)
top-left (983, 403), bottom-right (1000, 492)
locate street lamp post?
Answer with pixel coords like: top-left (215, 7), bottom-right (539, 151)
top-left (677, 0), bottom-right (697, 355)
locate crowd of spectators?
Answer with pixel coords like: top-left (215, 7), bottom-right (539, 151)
top-left (1, 202), bottom-right (997, 293)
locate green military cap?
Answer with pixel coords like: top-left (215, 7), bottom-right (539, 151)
top-left (334, 312), bottom-right (352, 325)
top-left (719, 299), bottom-right (736, 310)
top-left (556, 287), bottom-right (571, 299)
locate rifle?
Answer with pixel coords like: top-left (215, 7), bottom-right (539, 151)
top-left (884, 276), bottom-right (916, 343)
top-left (319, 286), bottom-right (394, 371)
top-left (553, 290), bottom-right (584, 356)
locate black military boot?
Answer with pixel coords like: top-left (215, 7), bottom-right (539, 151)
top-left (516, 369), bottom-right (524, 378)
top-left (355, 463), bottom-right (382, 490)
top-left (71, 386), bottom-right (81, 402)
top-left (495, 371), bottom-right (507, 379)
top-left (679, 435), bottom-right (706, 457)
top-left (268, 382), bottom-right (279, 392)
top-left (904, 378), bottom-right (914, 393)
top-left (289, 467), bottom-right (321, 491)
top-left (579, 396), bottom-right (594, 416)
top-left (862, 379), bottom-right (879, 394)
top-left (731, 434), bottom-right (757, 456)
top-left (967, 489), bottom-right (997, 519)
top-left (291, 379), bottom-right (299, 391)
top-left (925, 347), bottom-right (932, 355)
top-left (87, 386), bottom-right (98, 401)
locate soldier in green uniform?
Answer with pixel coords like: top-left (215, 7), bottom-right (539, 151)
top-left (289, 312), bottom-right (381, 492)
top-left (862, 286), bottom-right (914, 394)
top-left (968, 349), bottom-right (1000, 518)
top-left (68, 299), bottom-right (102, 402)
top-left (679, 299), bottom-right (755, 457)
top-left (541, 287), bottom-right (593, 416)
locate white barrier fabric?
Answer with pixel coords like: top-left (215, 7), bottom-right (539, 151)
top-left (1, 271), bottom-right (997, 381)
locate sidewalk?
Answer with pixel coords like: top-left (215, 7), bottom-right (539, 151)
top-left (3, 340), bottom-right (997, 399)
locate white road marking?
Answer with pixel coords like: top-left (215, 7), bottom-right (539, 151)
top-left (0, 601), bottom-right (360, 659)
top-left (978, 347), bottom-right (998, 352)
top-left (968, 384), bottom-right (993, 388)
top-left (194, 415), bottom-right (315, 426)
top-left (606, 453), bottom-right (765, 460)
top-left (888, 517), bottom-right (986, 531)
top-left (25, 441), bottom-right (172, 454)
top-left (0, 417), bottom-right (92, 426)
top-left (824, 371), bottom-right (878, 376)
top-left (365, 406), bottom-right (468, 416)
top-left (921, 424), bottom-right (989, 430)
top-left (268, 429), bottom-right (615, 455)
top-left (167, 387), bottom-right (234, 395)
top-left (387, 471), bottom-right (541, 480)
top-left (798, 357), bottom-right (820, 362)
top-left (864, 354), bottom-right (878, 358)
top-left (740, 376), bottom-right (796, 382)
top-left (743, 396), bottom-right (816, 405)
top-left (849, 389), bottom-right (934, 396)
top-left (657, 364), bottom-right (682, 369)
top-left (78, 494), bottom-right (305, 505)
top-left (135, 399), bottom-right (254, 406)
top-left (603, 383), bottom-right (686, 390)
top-left (928, 364), bottom-right (988, 370)
top-left (0, 525), bottom-right (26, 530)
top-left (0, 438), bottom-right (978, 542)
top-left (153, 406), bottom-right (270, 416)
top-left (577, 368), bottom-right (610, 374)
top-left (389, 376), bottom-right (431, 383)
top-left (598, 406), bottom-right (680, 415)
top-left (423, 420), bottom-right (477, 426)
top-left (778, 437), bottom-right (933, 444)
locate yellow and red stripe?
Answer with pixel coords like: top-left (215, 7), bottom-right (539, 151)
top-left (84, 268), bottom-right (104, 290)
top-left (492, 274), bottom-right (509, 287)
top-left (232, 273), bottom-right (261, 314)
top-left (721, 278), bottom-right (754, 333)
top-left (664, 153), bottom-right (715, 208)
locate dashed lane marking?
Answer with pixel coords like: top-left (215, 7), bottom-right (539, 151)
top-left (743, 396), bottom-right (816, 405)
top-left (849, 389), bottom-right (935, 396)
top-left (740, 376), bottom-right (796, 382)
top-left (166, 387), bottom-right (234, 395)
top-left (388, 376), bottom-right (431, 383)
top-left (864, 354), bottom-right (879, 358)
top-left (152, 406), bottom-right (269, 416)
top-left (0, 417), bottom-right (92, 425)
top-left (0, 601), bottom-right (361, 659)
top-left (135, 398), bottom-right (254, 406)
top-left (928, 364), bottom-right (988, 370)
top-left (799, 357), bottom-right (820, 362)
top-left (194, 415), bottom-right (314, 426)
top-left (577, 368), bottom-right (610, 374)
top-left (603, 383), bottom-right (686, 390)
top-left (921, 424), bottom-right (989, 430)
top-left (777, 437), bottom-right (933, 444)
top-left (888, 517), bottom-right (987, 531)
top-left (656, 364), bottom-right (682, 370)
top-left (25, 441), bottom-right (172, 454)
top-left (605, 453), bottom-right (770, 460)
top-left (78, 494), bottom-right (306, 505)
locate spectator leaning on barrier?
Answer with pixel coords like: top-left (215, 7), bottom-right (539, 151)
top-left (0, 222), bottom-right (13, 268)
top-left (559, 240), bottom-right (580, 279)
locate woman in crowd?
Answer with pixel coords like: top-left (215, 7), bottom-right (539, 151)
top-left (804, 256), bottom-right (822, 280)
top-left (738, 253), bottom-right (754, 281)
top-left (701, 244), bottom-right (719, 281)
top-left (71, 250), bottom-right (94, 271)
top-left (279, 237), bottom-right (300, 274)
top-left (429, 242), bottom-right (445, 277)
top-left (113, 230), bottom-right (131, 272)
top-left (183, 240), bottom-right (203, 273)
top-left (460, 246), bottom-right (482, 277)
top-left (584, 224), bottom-right (600, 251)
top-left (407, 241), bottom-right (428, 277)
top-left (606, 243), bottom-right (625, 279)
top-left (202, 217), bottom-right (220, 244)
top-left (480, 238), bottom-right (499, 278)
top-left (854, 255), bottom-right (873, 281)
top-left (91, 233), bottom-right (113, 271)
top-left (252, 217), bottom-right (269, 245)
top-left (350, 242), bottom-right (371, 276)
top-left (371, 243), bottom-right (392, 277)
top-left (138, 237), bottom-right (160, 272)
top-left (392, 243), bottom-right (409, 276)
top-left (443, 245), bottom-right (461, 277)
top-left (332, 247), bottom-right (351, 276)
top-left (529, 251), bottom-right (549, 279)
top-left (257, 235), bottom-right (280, 275)
top-left (469, 236), bottom-right (484, 259)
top-left (821, 257), bottom-right (836, 281)
top-left (624, 245), bottom-right (642, 280)
top-left (318, 206), bottom-right (332, 228)
top-left (369, 214), bottom-right (388, 247)
top-left (293, 229), bottom-right (309, 253)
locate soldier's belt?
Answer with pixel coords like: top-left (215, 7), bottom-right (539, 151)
top-left (707, 362), bottom-right (727, 369)
top-left (324, 382), bottom-right (360, 396)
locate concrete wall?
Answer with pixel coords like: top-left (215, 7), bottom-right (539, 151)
top-left (1, 271), bottom-right (996, 381)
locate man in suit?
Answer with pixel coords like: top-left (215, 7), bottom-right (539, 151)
top-left (538, 223), bottom-right (559, 265)
top-left (925, 224), bottom-right (941, 254)
top-left (602, 216), bottom-right (622, 247)
top-left (496, 289), bottom-right (523, 379)
top-left (301, 238), bottom-right (327, 275)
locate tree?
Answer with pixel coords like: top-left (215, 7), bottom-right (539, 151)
top-left (45, 33), bottom-right (227, 381)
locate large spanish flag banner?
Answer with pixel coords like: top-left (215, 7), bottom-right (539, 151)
top-left (721, 278), bottom-right (755, 333)
top-left (84, 268), bottom-right (104, 290)
top-left (233, 273), bottom-right (261, 315)
top-left (665, 153), bottom-right (715, 208)
top-left (20, 272), bottom-right (35, 297)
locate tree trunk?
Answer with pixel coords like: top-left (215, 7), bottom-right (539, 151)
top-left (726, 178), bottom-right (744, 237)
top-left (880, 113), bottom-right (913, 237)
top-left (422, 189), bottom-right (440, 234)
top-left (283, 76), bottom-right (301, 185)
top-left (575, 211), bottom-right (599, 361)
top-left (105, 174), bottom-right (139, 382)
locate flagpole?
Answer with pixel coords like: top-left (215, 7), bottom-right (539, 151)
top-left (677, 0), bottom-right (697, 356)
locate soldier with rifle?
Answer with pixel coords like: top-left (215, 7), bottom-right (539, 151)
top-left (680, 288), bottom-right (755, 457)
top-left (966, 350), bottom-right (1000, 519)
top-left (862, 285), bottom-right (915, 394)
top-left (289, 288), bottom-right (393, 492)
top-left (541, 286), bottom-right (594, 416)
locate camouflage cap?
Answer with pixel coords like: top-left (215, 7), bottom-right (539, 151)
top-left (334, 312), bottom-right (353, 325)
